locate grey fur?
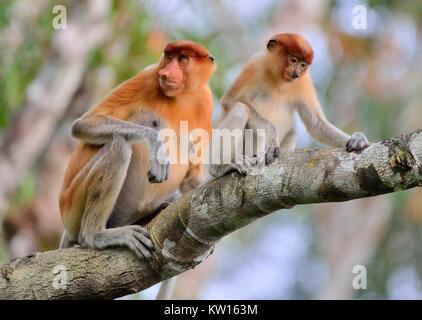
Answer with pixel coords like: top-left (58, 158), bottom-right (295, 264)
top-left (62, 111), bottom-right (170, 260)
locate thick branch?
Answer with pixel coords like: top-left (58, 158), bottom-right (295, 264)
top-left (1, 130), bottom-right (421, 299)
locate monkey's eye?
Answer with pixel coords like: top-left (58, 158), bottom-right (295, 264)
top-left (165, 52), bottom-right (174, 60)
top-left (209, 56), bottom-right (215, 63)
top-left (300, 62), bottom-right (307, 68)
top-left (178, 54), bottom-right (189, 64)
top-left (289, 56), bottom-right (298, 64)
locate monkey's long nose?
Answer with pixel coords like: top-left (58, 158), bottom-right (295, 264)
top-left (159, 72), bottom-right (169, 80)
top-left (159, 68), bottom-right (171, 80)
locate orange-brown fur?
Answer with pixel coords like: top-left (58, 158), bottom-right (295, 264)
top-left (211, 33), bottom-right (368, 177)
top-left (270, 33), bottom-right (313, 64)
top-left (60, 40), bottom-right (214, 240)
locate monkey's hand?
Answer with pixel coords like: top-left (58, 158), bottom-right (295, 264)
top-left (245, 106), bottom-right (280, 165)
top-left (230, 154), bottom-right (258, 175)
top-left (346, 132), bottom-right (370, 152)
top-left (255, 124), bottom-right (280, 166)
top-left (264, 129), bottom-right (280, 165)
top-left (147, 131), bottom-right (170, 183)
top-left (250, 119), bottom-right (279, 165)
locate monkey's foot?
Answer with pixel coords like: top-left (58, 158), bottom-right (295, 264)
top-left (124, 225), bottom-right (155, 260)
top-left (230, 155), bottom-right (258, 175)
top-left (209, 155), bottom-right (257, 177)
top-left (346, 132), bottom-right (370, 152)
top-left (91, 226), bottom-right (155, 260)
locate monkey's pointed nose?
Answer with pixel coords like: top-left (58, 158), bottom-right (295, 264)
top-left (291, 71), bottom-right (299, 79)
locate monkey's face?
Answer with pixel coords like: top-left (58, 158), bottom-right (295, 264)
top-left (158, 51), bottom-right (187, 97)
top-left (283, 55), bottom-right (308, 81)
top-left (266, 33), bottom-right (313, 82)
top-left (158, 49), bottom-right (215, 97)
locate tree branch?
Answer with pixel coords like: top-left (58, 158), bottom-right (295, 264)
top-left (1, 130), bottom-right (421, 299)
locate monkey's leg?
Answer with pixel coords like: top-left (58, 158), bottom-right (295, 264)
top-left (210, 103), bottom-right (256, 177)
top-left (279, 129), bottom-right (297, 151)
top-left (75, 135), bottom-right (154, 259)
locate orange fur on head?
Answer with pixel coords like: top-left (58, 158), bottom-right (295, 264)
top-left (164, 40), bottom-right (212, 59)
top-left (269, 33), bottom-right (313, 64)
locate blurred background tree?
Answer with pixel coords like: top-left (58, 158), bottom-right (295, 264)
top-left (0, 0), bottom-right (422, 299)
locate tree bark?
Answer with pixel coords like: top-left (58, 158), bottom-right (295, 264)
top-left (1, 130), bottom-right (421, 299)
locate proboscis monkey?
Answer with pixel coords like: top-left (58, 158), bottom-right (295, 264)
top-left (59, 41), bottom-right (215, 298)
top-left (210, 33), bottom-right (369, 177)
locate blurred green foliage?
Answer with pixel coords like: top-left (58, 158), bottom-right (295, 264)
top-left (369, 0), bottom-right (422, 20)
top-left (0, 1), bottom-right (56, 128)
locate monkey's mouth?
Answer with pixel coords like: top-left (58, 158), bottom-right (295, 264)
top-left (284, 72), bottom-right (299, 81)
top-left (159, 78), bottom-right (180, 90)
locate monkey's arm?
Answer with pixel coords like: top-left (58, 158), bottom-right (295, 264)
top-left (221, 69), bottom-right (280, 164)
top-left (210, 103), bottom-right (257, 177)
top-left (297, 101), bottom-right (350, 147)
top-left (245, 106), bottom-right (280, 164)
top-left (296, 82), bottom-right (369, 151)
top-left (72, 115), bottom-right (158, 146)
top-left (72, 114), bottom-right (169, 183)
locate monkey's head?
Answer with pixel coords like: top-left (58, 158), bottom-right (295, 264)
top-left (266, 33), bottom-right (313, 82)
top-left (158, 40), bottom-right (215, 97)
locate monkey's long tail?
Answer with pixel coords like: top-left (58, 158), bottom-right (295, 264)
top-left (59, 231), bottom-right (73, 249)
top-left (156, 277), bottom-right (177, 300)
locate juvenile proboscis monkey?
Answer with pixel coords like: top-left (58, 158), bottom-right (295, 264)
top-left (210, 33), bottom-right (369, 177)
top-left (59, 41), bottom-right (215, 298)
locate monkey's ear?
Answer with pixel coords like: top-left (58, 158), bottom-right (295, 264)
top-left (267, 39), bottom-right (278, 50)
